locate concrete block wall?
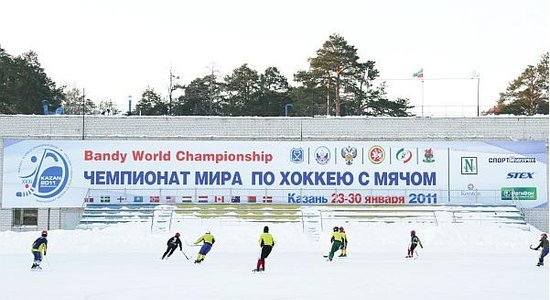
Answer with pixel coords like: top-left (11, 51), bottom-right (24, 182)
top-left (302, 117), bottom-right (549, 140)
top-left (0, 209), bottom-right (12, 231)
top-left (523, 208), bottom-right (549, 232)
top-left (0, 115), bottom-right (547, 141)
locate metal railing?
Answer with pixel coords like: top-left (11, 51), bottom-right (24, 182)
top-left (83, 187), bottom-right (528, 207)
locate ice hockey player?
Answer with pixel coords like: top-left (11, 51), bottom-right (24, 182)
top-left (327, 226), bottom-right (344, 261)
top-left (530, 232), bottom-right (549, 267)
top-left (254, 225), bottom-right (275, 272)
top-left (406, 230), bottom-right (423, 258)
top-left (338, 226), bottom-right (348, 257)
top-left (194, 231), bottom-right (215, 264)
top-left (162, 232), bottom-right (182, 260)
top-left (31, 230), bottom-right (48, 270)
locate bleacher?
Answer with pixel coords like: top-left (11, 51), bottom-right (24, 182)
top-left (79, 204), bottom-right (158, 227)
top-left (78, 203), bottom-right (527, 229)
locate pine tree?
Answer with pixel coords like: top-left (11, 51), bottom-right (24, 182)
top-left (175, 74), bottom-right (221, 116)
top-left (135, 88), bottom-right (166, 115)
top-left (221, 64), bottom-right (260, 116)
top-left (0, 46), bottom-right (62, 114)
top-left (487, 52), bottom-right (549, 115)
top-left (293, 34), bottom-right (412, 117)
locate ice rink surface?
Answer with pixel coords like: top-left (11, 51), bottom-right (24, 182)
top-left (1, 221), bottom-right (548, 300)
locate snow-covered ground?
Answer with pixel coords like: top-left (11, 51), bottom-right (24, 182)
top-left (0, 220), bottom-right (547, 300)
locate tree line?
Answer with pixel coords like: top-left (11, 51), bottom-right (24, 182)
top-left (1, 35), bottom-right (547, 116)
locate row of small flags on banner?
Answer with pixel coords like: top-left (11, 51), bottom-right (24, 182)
top-left (84, 195), bottom-right (273, 204)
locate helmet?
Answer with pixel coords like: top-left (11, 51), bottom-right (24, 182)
top-left (410, 230), bottom-right (416, 236)
top-left (542, 233), bottom-right (548, 239)
top-left (175, 232), bottom-right (180, 237)
top-left (263, 226), bottom-right (269, 233)
top-left (339, 227), bottom-right (345, 232)
top-left (333, 226), bottom-right (339, 232)
top-left (41, 230), bottom-right (48, 237)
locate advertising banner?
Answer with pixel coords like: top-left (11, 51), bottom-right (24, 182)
top-left (1, 139), bottom-right (547, 208)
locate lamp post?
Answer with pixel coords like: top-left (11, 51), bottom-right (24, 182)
top-left (81, 88), bottom-right (85, 140)
top-left (127, 95), bottom-right (132, 116)
top-left (169, 69), bottom-right (173, 115)
top-left (169, 69), bottom-right (180, 116)
top-left (475, 72), bottom-right (480, 117)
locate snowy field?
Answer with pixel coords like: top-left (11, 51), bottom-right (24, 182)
top-left (0, 220), bottom-right (548, 300)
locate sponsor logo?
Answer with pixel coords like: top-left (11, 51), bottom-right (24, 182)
top-left (461, 183), bottom-right (481, 198)
top-left (395, 148), bottom-right (413, 164)
top-left (501, 187), bottom-right (537, 201)
top-left (340, 146), bottom-right (357, 165)
top-left (488, 157), bottom-right (536, 163)
top-left (423, 148), bottom-right (435, 163)
top-left (314, 146), bottom-right (331, 165)
top-left (461, 157), bottom-right (478, 175)
top-left (15, 144), bottom-right (71, 202)
top-left (506, 172), bottom-right (534, 179)
top-left (368, 146), bottom-right (385, 164)
top-left (290, 148), bottom-right (304, 163)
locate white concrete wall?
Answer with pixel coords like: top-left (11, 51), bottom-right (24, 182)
top-left (0, 115), bottom-right (547, 141)
top-left (0, 209), bottom-right (12, 231)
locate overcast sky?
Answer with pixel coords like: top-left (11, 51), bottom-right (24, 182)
top-left (1, 0), bottom-right (548, 116)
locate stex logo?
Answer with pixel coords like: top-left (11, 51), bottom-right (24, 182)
top-left (461, 157), bottom-right (478, 175)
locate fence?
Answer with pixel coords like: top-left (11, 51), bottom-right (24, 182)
top-left (84, 187), bottom-right (534, 208)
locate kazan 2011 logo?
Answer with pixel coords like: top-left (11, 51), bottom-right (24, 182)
top-left (15, 145), bottom-right (71, 202)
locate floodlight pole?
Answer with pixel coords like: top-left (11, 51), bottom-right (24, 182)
top-left (476, 75), bottom-right (480, 117)
top-left (81, 88), bottom-right (85, 140)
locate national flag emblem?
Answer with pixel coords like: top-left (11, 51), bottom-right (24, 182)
top-left (231, 196), bottom-right (241, 203)
top-left (198, 195), bottom-right (209, 203)
top-left (262, 196), bottom-right (273, 203)
top-left (214, 196), bottom-right (224, 203)
top-left (247, 196), bottom-right (257, 203)
top-left (413, 68), bottom-right (424, 79)
top-left (181, 195), bottom-right (193, 203)
top-left (84, 197), bottom-right (94, 203)
top-left (100, 195), bottom-right (110, 203)
top-left (149, 196), bottom-right (160, 203)
top-left (117, 196), bottom-right (127, 203)
top-left (133, 196), bottom-right (144, 203)
top-left (165, 195), bottom-right (176, 203)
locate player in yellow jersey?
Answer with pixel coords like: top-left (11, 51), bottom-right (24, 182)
top-left (254, 226), bottom-right (275, 272)
top-left (338, 226), bottom-right (348, 257)
top-left (31, 230), bottom-right (48, 270)
top-left (194, 231), bottom-right (215, 264)
top-left (327, 226), bottom-right (344, 261)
